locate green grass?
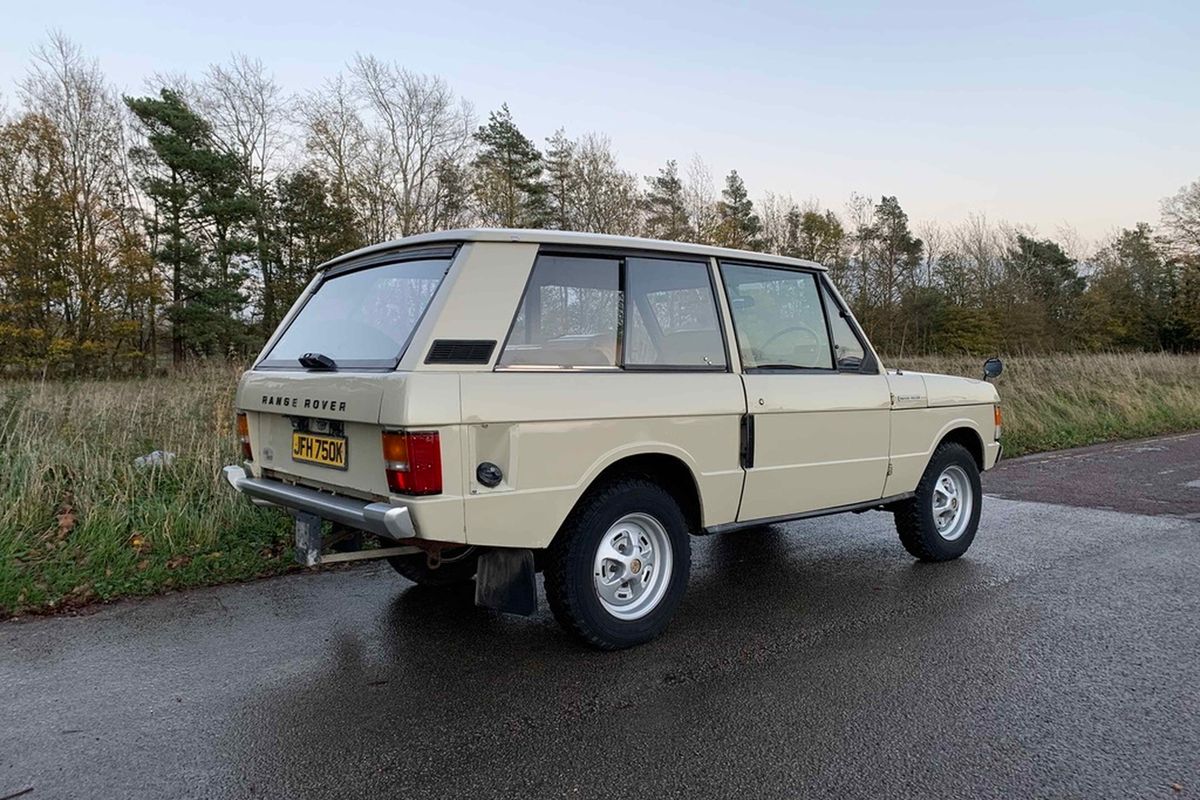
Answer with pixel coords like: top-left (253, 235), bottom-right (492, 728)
top-left (0, 365), bottom-right (294, 616)
top-left (3, 352), bottom-right (1200, 616)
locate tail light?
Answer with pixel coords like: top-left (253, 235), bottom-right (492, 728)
top-left (994, 405), bottom-right (1003, 440)
top-left (236, 412), bottom-right (253, 461)
top-left (381, 431), bottom-right (442, 496)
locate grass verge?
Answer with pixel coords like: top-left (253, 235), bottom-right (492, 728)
top-left (0, 365), bottom-right (294, 616)
top-left (901, 352), bottom-right (1200, 457)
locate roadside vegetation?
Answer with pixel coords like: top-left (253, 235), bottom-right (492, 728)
top-left (901, 352), bottom-right (1200, 456)
top-left (0, 366), bottom-right (292, 617)
top-left (3, 352), bottom-right (1200, 617)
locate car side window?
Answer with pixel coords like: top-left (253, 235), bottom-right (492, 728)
top-left (720, 263), bottom-right (833, 370)
top-left (625, 257), bottom-right (726, 369)
top-left (821, 283), bottom-right (867, 371)
top-left (499, 255), bottom-right (620, 367)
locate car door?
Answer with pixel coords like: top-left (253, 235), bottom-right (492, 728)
top-left (719, 261), bottom-right (892, 521)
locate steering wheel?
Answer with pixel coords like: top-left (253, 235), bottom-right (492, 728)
top-left (757, 324), bottom-right (821, 361)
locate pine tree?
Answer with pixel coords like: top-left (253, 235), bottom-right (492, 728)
top-left (715, 170), bottom-right (762, 250)
top-left (272, 168), bottom-right (362, 329)
top-left (472, 104), bottom-right (548, 228)
top-left (871, 196), bottom-right (924, 341)
top-left (642, 160), bottom-right (691, 241)
top-left (125, 89), bottom-right (255, 361)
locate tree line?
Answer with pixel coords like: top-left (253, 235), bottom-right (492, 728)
top-left (2, 33), bottom-right (1199, 375)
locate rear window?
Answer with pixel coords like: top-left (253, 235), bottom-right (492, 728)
top-left (260, 254), bottom-right (451, 369)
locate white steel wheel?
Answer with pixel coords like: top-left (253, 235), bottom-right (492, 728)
top-left (592, 512), bottom-right (674, 621)
top-left (932, 464), bottom-right (974, 541)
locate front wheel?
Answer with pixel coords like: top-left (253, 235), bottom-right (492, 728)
top-left (894, 442), bottom-right (982, 562)
top-left (544, 478), bottom-right (691, 650)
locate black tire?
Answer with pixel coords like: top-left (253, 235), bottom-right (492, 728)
top-left (385, 546), bottom-right (479, 587)
top-left (894, 441), bottom-right (982, 562)
top-left (544, 477), bottom-right (691, 650)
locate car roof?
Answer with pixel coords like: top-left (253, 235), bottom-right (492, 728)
top-left (319, 228), bottom-right (827, 271)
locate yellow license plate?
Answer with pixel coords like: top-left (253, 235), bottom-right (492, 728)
top-left (291, 432), bottom-right (348, 469)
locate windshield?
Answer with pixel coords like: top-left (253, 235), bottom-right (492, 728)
top-left (261, 255), bottom-right (450, 369)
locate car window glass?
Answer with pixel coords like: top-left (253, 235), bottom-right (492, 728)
top-left (264, 257), bottom-right (448, 367)
top-left (720, 263), bottom-right (833, 370)
top-left (821, 284), bottom-right (866, 370)
top-left (499, 255), bottom-right (620, 367)
top-left (625, 258), bottom-right (725, 368)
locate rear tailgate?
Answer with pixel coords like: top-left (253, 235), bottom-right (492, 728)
top-left (237, 371), bottom-right (393, 497)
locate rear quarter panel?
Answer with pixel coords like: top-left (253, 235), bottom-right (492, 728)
top-left (458, 372), bottom-right (746, 548)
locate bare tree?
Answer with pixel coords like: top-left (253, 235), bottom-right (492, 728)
top-left (349, 55), bottom-right (474, 237)
top-left (1162, 178), bottom-right (1200, 255)
top-left (571, 133), bottom-right (639, 235)
top-left (683, 154), bottom-right (716, 243)
top-left (202, 55), bottom-right (291, 186)
top-left (844, 191), bottom-right (875, 309)
top-left (297, 74), bottom-right (365, 201)
top-left (757, 192), bottom-right (798, 255)
top-left (201, 55), bottom-right (292, 324)
top-left (917, 220), bottom-right (944, 287)
top-left (951, 213), bottom-right (1007, 304)
top-left (20, 32), bottom-right (138, 363)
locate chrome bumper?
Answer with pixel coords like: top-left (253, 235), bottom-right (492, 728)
top-left (222, 465), bottom-right (415, 540)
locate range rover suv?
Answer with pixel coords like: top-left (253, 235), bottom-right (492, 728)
top-left (224, 229), bottom-right (1002, 649)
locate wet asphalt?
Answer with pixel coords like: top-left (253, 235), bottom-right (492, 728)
top-left (3, 435), bottom-right (1200, 799)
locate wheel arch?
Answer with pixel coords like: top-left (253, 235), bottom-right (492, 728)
top-left (935, 424), bottom-right (986, 470)
top-left (549, 448), bottom-right (705, 547)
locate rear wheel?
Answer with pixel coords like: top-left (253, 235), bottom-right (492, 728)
top-left (385, 546), bottom-right (479, 587)
top-left (894, 441), bottom-right (982, 562)
top-left (544, 478), bottom-right (691, 650)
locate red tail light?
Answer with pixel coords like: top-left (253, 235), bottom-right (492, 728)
top-left (236, 412), bottom-right (253, 461)
top-left (382, 431), bottom-right (442, 496)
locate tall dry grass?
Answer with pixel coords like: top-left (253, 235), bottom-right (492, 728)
top-left (0, 364), bottom-right (290, 614)
top-left (2, 352), bottom-right (1199, 615)
top-left (899, 352), bottom-right (1200, 456)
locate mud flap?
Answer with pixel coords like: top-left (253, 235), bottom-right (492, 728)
top-left (474, 549), bottom-right (537, 616)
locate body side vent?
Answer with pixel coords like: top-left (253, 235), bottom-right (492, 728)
top-left (425, 339), bottom-right (497, 365)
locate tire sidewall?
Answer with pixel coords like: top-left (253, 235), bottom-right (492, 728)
top-left (915, 444), bottom-right (982, 559)
top-left (560, 481), bottom-right (691, 647)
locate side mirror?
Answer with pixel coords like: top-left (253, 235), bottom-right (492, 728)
top-left (982, 356), bottom-right (1004, 381)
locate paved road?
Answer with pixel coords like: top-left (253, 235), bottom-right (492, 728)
top-left (985, 431), bottom-right (1200, 520)
top-left (3, 436), bottom-right (1200, 799)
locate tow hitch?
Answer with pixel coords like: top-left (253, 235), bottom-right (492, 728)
top-left (291, 513), bottom-right (421, 567)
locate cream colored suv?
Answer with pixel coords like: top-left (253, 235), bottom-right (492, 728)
top-left (224, 229), bottom-right (1002, 649)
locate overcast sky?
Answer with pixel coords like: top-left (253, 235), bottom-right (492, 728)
top-left (2, 0), bottom-right (1197, 245)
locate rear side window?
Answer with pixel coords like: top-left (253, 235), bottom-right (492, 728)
top-left (499, 252), bottom-right (727, 370)
top-left (720, 263), bottom-right (833, 370)
top-left (498, 255), bottom-right (620, 367)
top-left (261, 255), bottom-right (450, 369)
top-left (626, 258), bottom-right (725, 368)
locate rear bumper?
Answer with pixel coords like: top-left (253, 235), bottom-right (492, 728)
top-left (222, 465), bottom-right (415, 540)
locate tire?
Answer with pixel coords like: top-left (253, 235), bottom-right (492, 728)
top-left (894, 441), bottom-right (982, 562)
top-left (385, 546), bottom-right (479, 587)
top-left (544, 477), bottom-right (691, 650)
